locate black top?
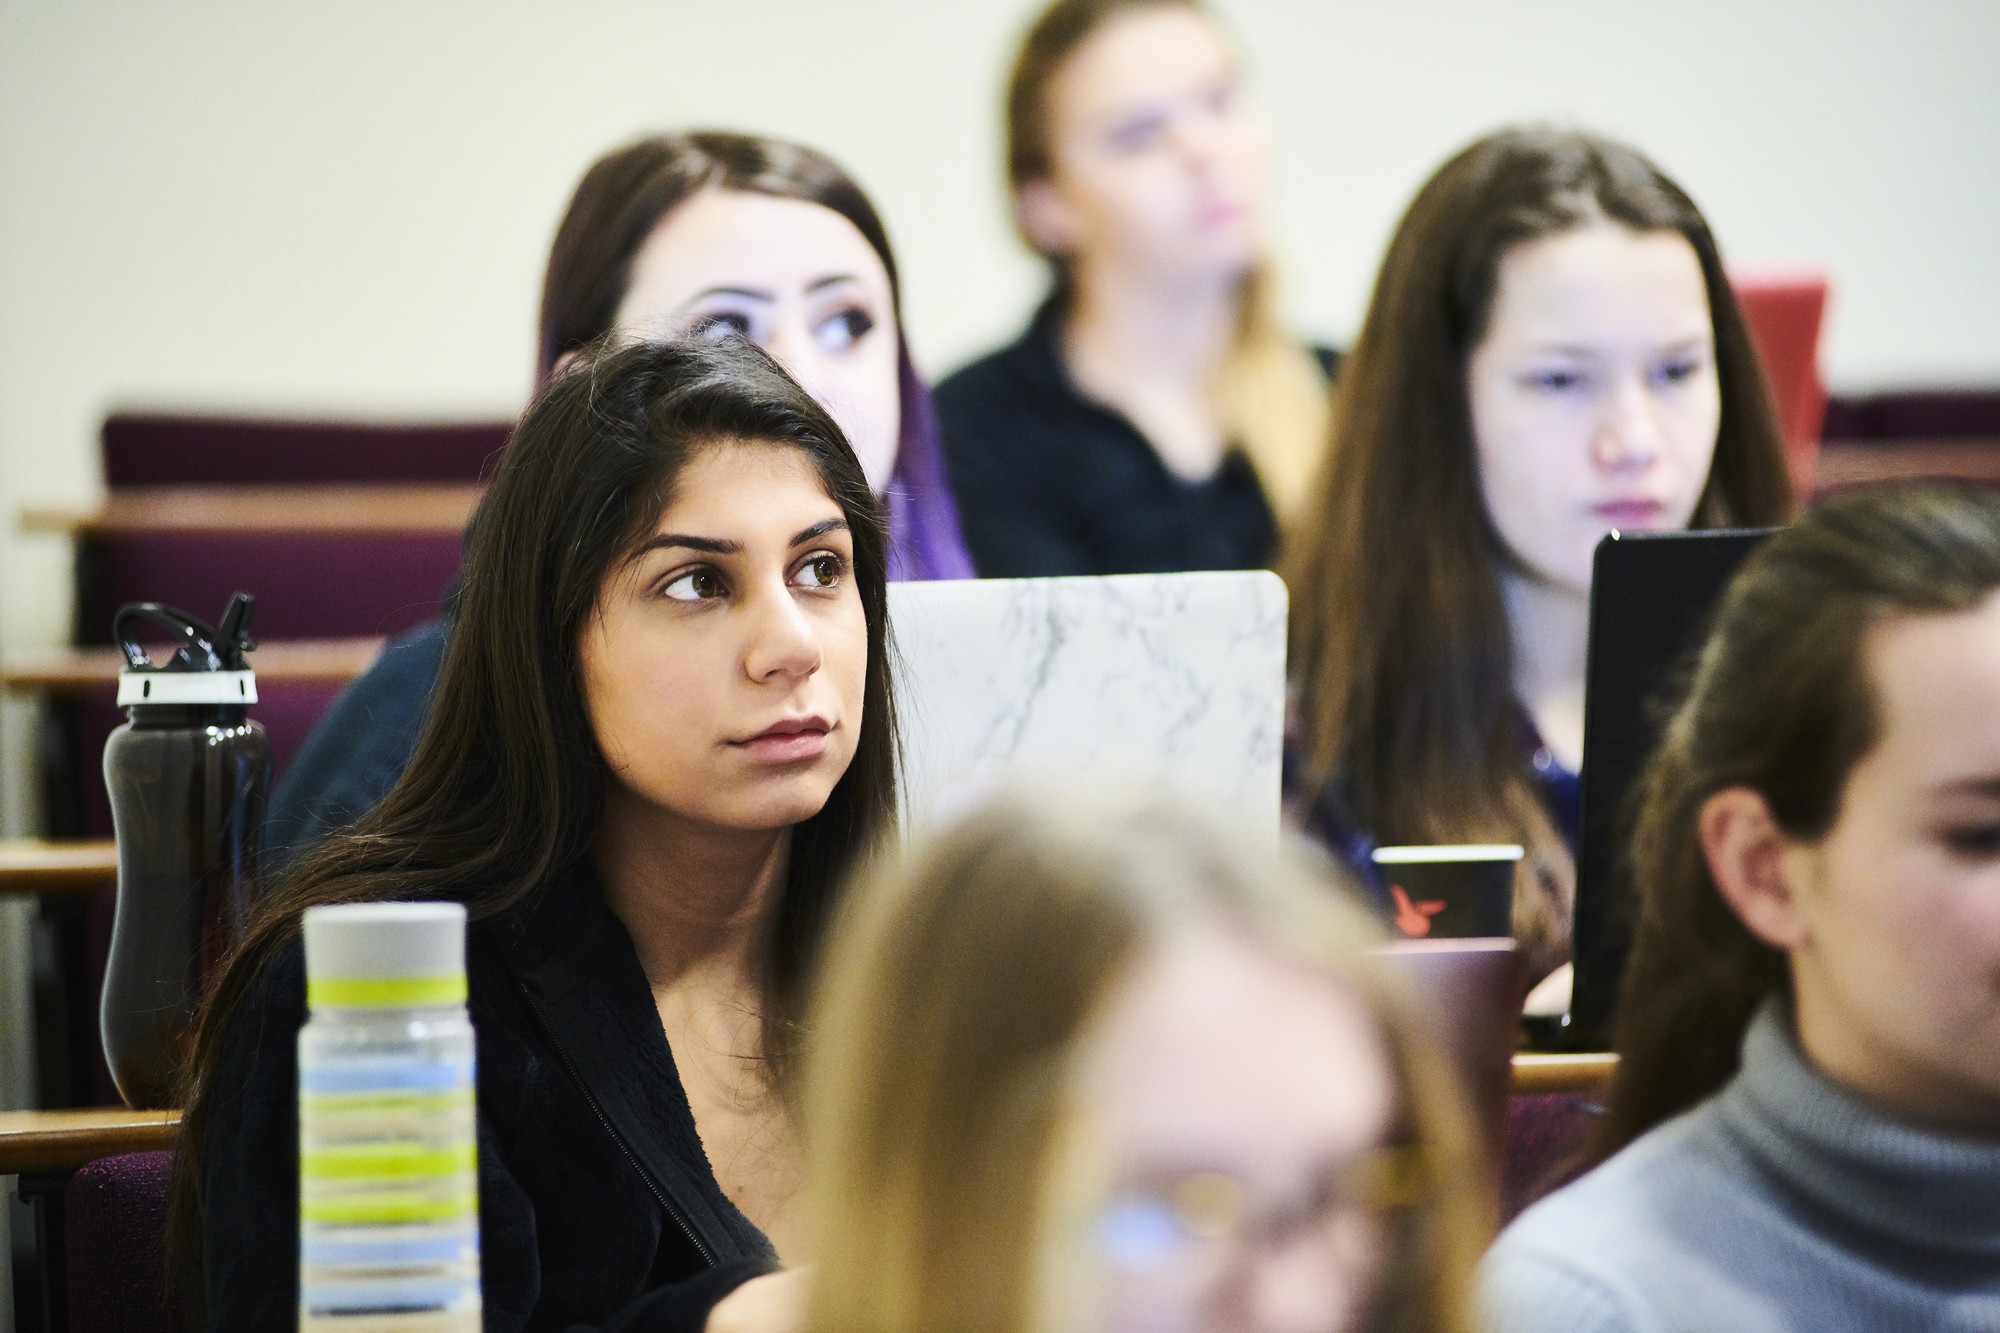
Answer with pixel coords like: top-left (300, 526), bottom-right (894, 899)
top-left (934, 295), bottom-right (1336, 578)
top-left (263, 617), bottom-right (450, 875)
top-left (201, 862), bottom-right (775, 1331)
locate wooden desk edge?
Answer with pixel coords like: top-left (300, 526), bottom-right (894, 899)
top-left (0, 1110), bottom-right (181, 1176)
top-left (1512, 1051), bottom-right (1618, 1096)
top-left (0, 840), bottom-right (120, 897)
top-left (0, 1054), bottom-right (1611, 1175)
top-left (4, 637), bottom-right (386, 693)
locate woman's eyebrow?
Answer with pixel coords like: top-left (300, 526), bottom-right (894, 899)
top-left (631, 533), bottom-right (741, 559)
top-left (805, 274), bottom-right (863, 294)
top-left (792, 517), bottom-right (849, 546)
top-left (680, 285), bottom-right (775, 307)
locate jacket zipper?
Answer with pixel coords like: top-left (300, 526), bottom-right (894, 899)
top-left (512, 975), bottom-right (716, 1266)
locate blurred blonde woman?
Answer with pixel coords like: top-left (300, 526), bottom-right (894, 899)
top-left (937, 0), bottom-right (1334, 578)
top-left (800, 793), bottom-right (1485, 1333)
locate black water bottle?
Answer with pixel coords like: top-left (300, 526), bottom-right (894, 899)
top-left (101, 592), bottom-right (272, 1108)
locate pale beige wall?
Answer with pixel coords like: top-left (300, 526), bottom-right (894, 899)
top-left (1, 0), bottom-right (1995, 644)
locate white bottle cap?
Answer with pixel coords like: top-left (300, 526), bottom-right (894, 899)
top-left (303, 901), bottom-right (468, 1008)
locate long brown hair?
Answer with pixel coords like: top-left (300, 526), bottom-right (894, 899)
top-left (1004, 0), bottom-right (1330, 517)
top-left (169, 338), bottom-right (899, 1318)
top-left (801, 793), bottom-right (1486, 1333)
top-left (1284, 127), bottom-right (1795, 979)
top-left (1592, 481), bottom-right (2000, 1163)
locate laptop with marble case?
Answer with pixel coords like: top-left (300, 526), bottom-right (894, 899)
top-left (887, 570), bottom-right (1288, 836)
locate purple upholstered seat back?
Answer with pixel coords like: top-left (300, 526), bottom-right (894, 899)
top-left (76, 530), bottom-right (460, 645)
top-left (1501, 1092), bottom-right (1602, 1223)
top-left (64, 1150), bottom-right (178, 1333)
top-left (103, 414), bottom-right (509, 486)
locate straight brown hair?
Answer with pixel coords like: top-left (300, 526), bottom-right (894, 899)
top-left (1284, 127), bottom-right (1795, 980)
top-left (1593, 481), bottom-right (2000, 1163)
top-left (168, 338), bottom-right (899, 1321)
top-left (801, 793), bottom-right (1486, 1333)
top-left (1004, 0), bottom-right (1330, 517)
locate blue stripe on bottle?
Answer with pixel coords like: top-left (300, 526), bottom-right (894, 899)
top-left (300, 1278), bottom-right (479, 1312)
top-left (302, 1230), bottom-right (479, 1265)
top-left (299, 1060), bottom-right (474, 1094)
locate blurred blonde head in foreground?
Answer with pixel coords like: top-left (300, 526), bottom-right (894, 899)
top-left (800, 791), bottom-right (1485, 1333)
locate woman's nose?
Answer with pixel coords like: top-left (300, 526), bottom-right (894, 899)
top-left (743, 584), bottom-right (822, 684)
top-left (1592, 375), bottom-right (1664, 472)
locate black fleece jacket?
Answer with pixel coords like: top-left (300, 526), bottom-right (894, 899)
top-left (200, 863), bottom-right (777, 1331)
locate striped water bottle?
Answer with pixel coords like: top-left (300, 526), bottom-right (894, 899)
top-left (300, 902), bottom-right (481, 1330)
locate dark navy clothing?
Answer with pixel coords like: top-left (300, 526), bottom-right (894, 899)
top-left (263, 619), bottom-right (449, 875)
top-left (201, 862), bottom-right (775, 1331)
top-left (1287, 728), bottom-right (1579, 917)
top-left (935, 295), bottom-right (1336, 578)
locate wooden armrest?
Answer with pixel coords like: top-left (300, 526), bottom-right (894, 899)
top-left (4, 637), bottom-right (384, 695)
top-left (0, 1108), bottom-right (182, 1175)
top-left (20, 483), bottom-right (485, 536)
top-left (0, 840), bottom-right (118, 897)
top-left (1814, 438), bottom-right (2000, 492)
top-left (1511, 1051), bottom-right (1618, 1096)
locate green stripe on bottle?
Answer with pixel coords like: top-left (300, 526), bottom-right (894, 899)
top-left (307, 975), bottom-right (468, 1007)
top-left (302, 1145), bottom-right (477, 1180)
top-left (301, 1088), bottom-right (474, 1115)
top-left (299, 1191), bottom-right (479, 1225)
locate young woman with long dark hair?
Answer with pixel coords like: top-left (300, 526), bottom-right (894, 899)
top-left (1481, 481), bottom-right (2000, 1329)
top-left (175, 338), bottom-right (897, 1331)
top-left (936, 0), bottom-right (1334, 578)
top-left (1283, 127), bottom-right (1795, 994)
top-left (266, 131), bottom-right (968, 868)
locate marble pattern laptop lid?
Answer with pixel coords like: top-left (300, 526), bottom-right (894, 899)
top-left (887, 571), bottom-right (1287, 834)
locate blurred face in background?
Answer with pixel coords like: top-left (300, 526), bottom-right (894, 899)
top-left (1467, 222), bottom-right (1722, 595)
top-left (1017, 5), bottom-right (1268, 288)
top-left (614, 188), bottom-right (903, 493)
top-left (1051, 925), bottom-right (1400, 1333)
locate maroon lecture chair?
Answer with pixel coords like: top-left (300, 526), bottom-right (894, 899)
top-left (100, 414), bottom-right (509, 487)
top-left (1500, 1092), bottom-right (1602, 1224)
top-left (61, 1150), bottom-right (179, 1333)
top-left (1729, 271), bottom-right (1831, 497)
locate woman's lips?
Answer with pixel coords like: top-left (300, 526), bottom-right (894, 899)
top-left (1595, 500), bottom-right (1667, 527)
top-left (732, 717), bottom-right (831, 764)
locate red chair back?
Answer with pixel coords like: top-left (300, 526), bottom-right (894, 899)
top-left (1730, 270), bottom-right (1830, 497)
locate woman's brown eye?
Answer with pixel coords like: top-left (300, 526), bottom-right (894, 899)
top-left (794, 556), bottom-right (842, 589)
top-left (662, 567), bottom-right (725, 602)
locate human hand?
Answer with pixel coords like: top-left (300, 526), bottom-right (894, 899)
top-left (706, 1266), bottom-right (812, 1333)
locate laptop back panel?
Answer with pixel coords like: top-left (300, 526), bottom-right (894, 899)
top-left (1568, 529), bottom-right (1774, 1048)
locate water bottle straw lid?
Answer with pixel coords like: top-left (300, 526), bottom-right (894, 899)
top-left (112, 593), bottom-right (260, 706)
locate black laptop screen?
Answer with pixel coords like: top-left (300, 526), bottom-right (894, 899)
top-left (1567, 527), bottom-right (1776, 1049)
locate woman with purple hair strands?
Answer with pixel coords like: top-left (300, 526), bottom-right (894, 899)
top-left (266, 132), bottom-right (971, 867)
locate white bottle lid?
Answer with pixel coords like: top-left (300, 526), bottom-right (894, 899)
top-left (303, 901), bottom-right (468, 1008)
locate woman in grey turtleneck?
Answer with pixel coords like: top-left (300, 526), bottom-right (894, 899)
top-left (1480, 482), bottom-right (2000, 1332)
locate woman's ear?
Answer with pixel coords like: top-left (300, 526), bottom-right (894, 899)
top-left (1698, 786), bottom-right (1810, 950)
top-left (1014, 180), bottom-right (1074, 257)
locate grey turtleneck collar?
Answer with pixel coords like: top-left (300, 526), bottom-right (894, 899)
top-left (1480, 997), bottom-right (2000, 1331)
top-left (1720, 997), bottom-right (2000, 1265)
